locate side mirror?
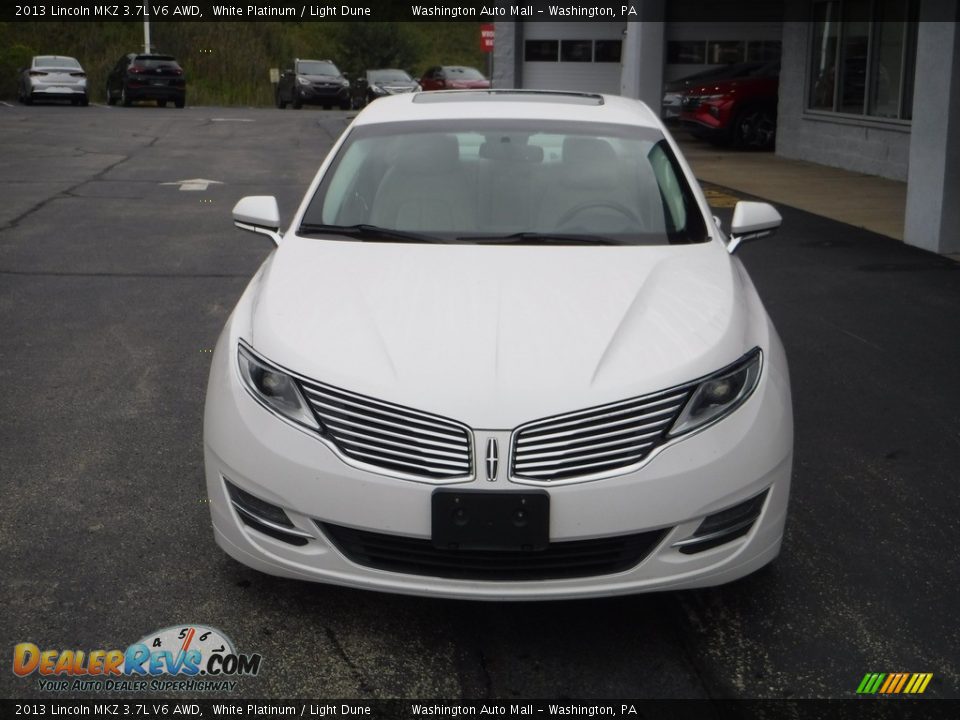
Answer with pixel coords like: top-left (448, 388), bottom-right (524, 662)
top-left (233, 196), bottom-right (282, 246)
top-left (283, 68), bottom-right (293, 75)
top-left (727, 201), bottom-right (782, 254)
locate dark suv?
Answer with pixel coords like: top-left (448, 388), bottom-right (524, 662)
top-left (106, 54), bottom-right (186, 108)
top-left (276, 59), bottom-right (350, 110)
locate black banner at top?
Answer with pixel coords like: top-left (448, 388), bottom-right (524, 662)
top-left (4, 0), bottom-right (954, 22)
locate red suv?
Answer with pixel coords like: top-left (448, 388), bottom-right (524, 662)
top-left (680, 62), bottom-right (779, 149)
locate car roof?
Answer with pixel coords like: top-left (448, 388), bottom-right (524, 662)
top-left (352, 90), bottom-right (662, 129)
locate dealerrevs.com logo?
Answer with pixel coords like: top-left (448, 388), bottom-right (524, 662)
top-left (13, 625), bottom-right (262, 693)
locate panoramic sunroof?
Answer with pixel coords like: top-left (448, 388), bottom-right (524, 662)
top-left (413, 90), bottom-right (605, 106)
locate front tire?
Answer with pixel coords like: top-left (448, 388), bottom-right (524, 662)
top-left (732, 107), bottom-right (776, 150)
top-left (157, 99), bottom-right (167, 108)
top-left (292, 95), bottom-right (303, 109)
top-left (80, 94), bottom-right (89, 107)
top-left (276, 90), bottom-right (287, 109)
top-left (174, 97), bottom-right (185, 109)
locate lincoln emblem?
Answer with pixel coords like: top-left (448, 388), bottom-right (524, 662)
top-left (485, 437), bottom-right (499, 481)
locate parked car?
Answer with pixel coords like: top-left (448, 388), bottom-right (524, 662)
top-left (18, 55), bottom-right (88, 106)
top-left (205, 89), bottom-right (793, 600)
top-left (276, 59), bottom-right (350, 110)
top-left (106, 53), bottom-right (186, 108)
top-left (661, 62), bottom-right (770, 121)
top-left (419, 65), bottom-right (490, 91)
top-left (680, 62), bottom-right (779, 149)
top-left (351, 69), bottom-right (419, 108)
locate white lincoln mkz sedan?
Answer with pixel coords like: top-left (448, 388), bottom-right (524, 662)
top-left (204, 90), bottom-right (793, 600)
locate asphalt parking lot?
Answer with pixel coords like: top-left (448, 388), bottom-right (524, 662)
top-left (1, 103), bottom-right (958, 702)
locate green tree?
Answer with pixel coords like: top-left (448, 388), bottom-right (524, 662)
top-left (331, 23), bottom-right (420, 76)
top-left (0, 41), bottom-right (37, 100)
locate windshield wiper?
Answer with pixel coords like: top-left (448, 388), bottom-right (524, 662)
top-left (456, 232), bottom-right (627, 246)
top-left (297, 223), bottom-right (447, 244)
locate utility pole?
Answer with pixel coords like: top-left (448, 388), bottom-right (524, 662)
top-left (143, 0), bottom-right (151, 53)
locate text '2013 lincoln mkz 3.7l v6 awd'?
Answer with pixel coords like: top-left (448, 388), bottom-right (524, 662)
top-left (204, 90), bottom-right (793, 600)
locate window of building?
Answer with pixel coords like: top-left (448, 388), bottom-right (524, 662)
top-left (560, 40), bottom-right (593, 63)
top-left (595, 40), bottom-right (622, 63)
top-left (707, 41), bottom-right (746, 64)
top-left (525, 39), bottom-right (622, 64)
top-left (747, 41), bottom-right (782, 62)
top-left (808, 0), bottom-right (918, 120)
top-left (667, 41), bottom-right (707, 64)
top-left (525, 40), bottom-right (559, 62)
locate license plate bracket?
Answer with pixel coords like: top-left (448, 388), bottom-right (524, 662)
top-left (431, 489), bottom-right (549, 551)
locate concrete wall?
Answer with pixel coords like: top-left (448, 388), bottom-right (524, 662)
top-left (904, 11), bottom-right (960, 254)
top-left (492, 22), bottom-right (519, 89)
top-left (775, 19), bottom-right (912, 181)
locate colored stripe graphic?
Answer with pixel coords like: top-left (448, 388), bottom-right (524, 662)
top-left (858, 673), bottom-right (932, 694)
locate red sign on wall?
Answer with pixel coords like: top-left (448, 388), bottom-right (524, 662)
top-left (480, 24), bottom-right (495, 53)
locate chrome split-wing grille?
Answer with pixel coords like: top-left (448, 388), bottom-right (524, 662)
top-left (511, 387), bottom-right (693, 482)
top-left (298, 380), bottom-right (472, 481)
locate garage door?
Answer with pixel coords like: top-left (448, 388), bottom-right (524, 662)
top-left (520, 22), bottom-right (625, 95)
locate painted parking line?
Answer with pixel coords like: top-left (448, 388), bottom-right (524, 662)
top-left (702, 186), bottom-right (741, 208)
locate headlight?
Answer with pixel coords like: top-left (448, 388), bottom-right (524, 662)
top-left (668, 349), bottom-right (762, 437)
top-left (371, 85), bottom-right (387, 95)
top-left (297, 76), bottom-right (310, 86)
top-left (340, 79), bottom-right (350, 87)
top-left (238, 344), bottom-right (319, 430)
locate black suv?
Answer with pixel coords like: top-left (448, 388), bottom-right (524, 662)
top-left (276, 59), bottom-right (350, 110)
top-left (107, 54), bottom-right (186, 108)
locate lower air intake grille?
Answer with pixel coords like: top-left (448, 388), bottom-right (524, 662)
top-left (318, 523), bottom-right (667, 581)
top-left (297, 378), bottom-right (473, 481)
top-left (511, 386), bottom-right (694, 482)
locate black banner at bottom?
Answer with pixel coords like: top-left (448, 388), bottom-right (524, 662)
top-left (2, 699), bottom-right (959, 720)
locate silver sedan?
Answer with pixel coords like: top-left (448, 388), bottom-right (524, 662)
top-left (18, 55), bottom-right (88, 106)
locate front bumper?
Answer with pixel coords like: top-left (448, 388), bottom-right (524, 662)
top-left (298, 85), bottom-right (349, 104)
top-left (204, 324), bottom-right (793, 600)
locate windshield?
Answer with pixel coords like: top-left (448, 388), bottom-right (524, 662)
top-left (34, 56), bottom-right (81, 70)
top-left (301, 120), bottom-right (708, 245)
top-left (134, 56), bottom-right (180, 70)
top-left (298, 61), bottom-right (339, 76)
top-left (370, 70), bottom-right (412, 83)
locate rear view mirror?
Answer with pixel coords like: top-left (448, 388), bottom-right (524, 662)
top-left (727, 201), bottom-right (782, 254)
top-left (233, 196), bottom-right (282, 245)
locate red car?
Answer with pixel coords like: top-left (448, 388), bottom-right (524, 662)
top-left (680, 62), bottom-right (779, 149)
top-left (419, 66), bottom-right (490, 91)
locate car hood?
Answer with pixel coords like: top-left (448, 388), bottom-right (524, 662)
top-left (448, 79), bottom-right (491, 89)
top-left (247, 237), bottom-right (751, 428)
top-left (376, 81), bottom-right (418, 91)
top-left (302, 74), bottom-right (344, 83)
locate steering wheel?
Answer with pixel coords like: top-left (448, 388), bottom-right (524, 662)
top-left (557, 201), bottom-right (643, 232)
